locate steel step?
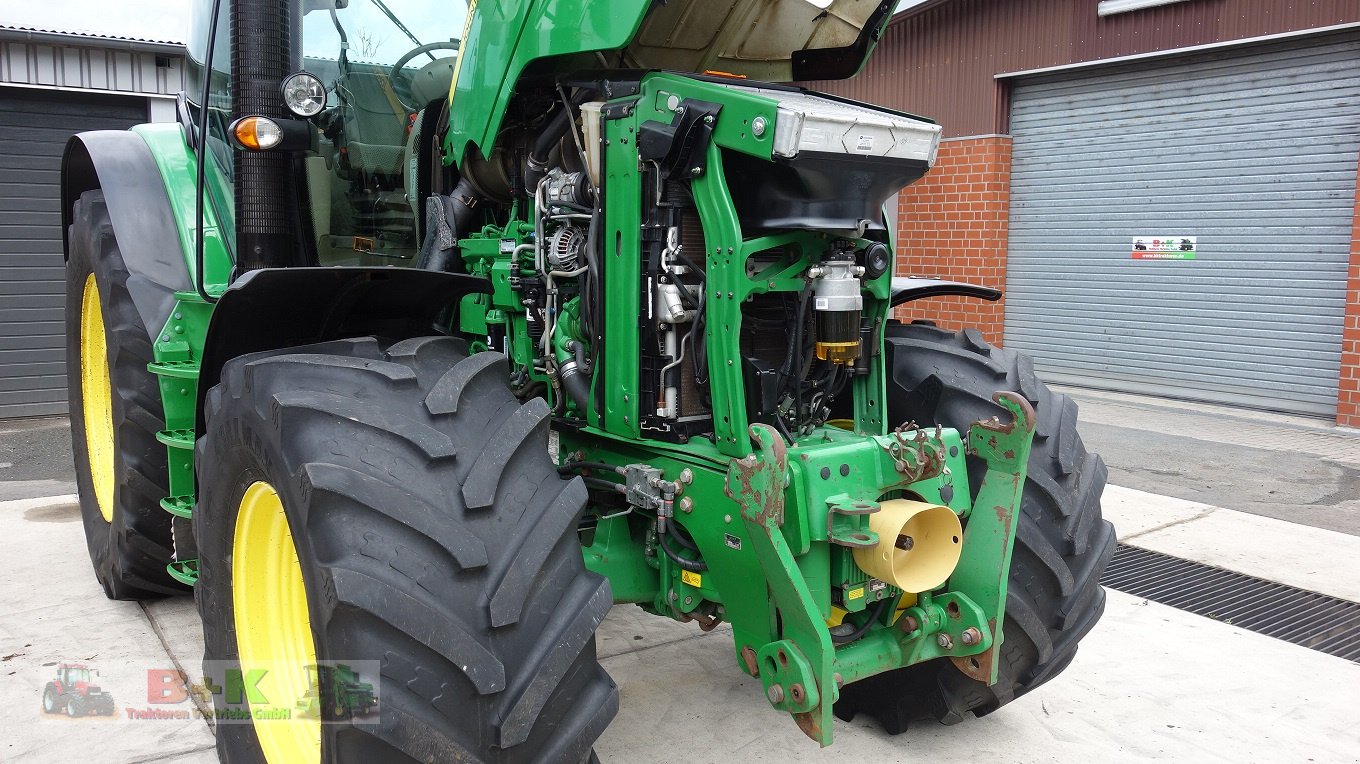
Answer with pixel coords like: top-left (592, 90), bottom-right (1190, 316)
top-left (159, 495), bottom-right (194, 518)
top-left (155, 429), bottom-right (195, 450)
top-left (147, 359), bottom-right (200, 379)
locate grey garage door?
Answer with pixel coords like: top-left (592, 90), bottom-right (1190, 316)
top-left (1004, 33), bottom-right (1360, 416)
top-left (0, 88), bottom-right (146, 418)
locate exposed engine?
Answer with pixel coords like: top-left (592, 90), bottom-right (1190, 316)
top-left (429, 79), bottom-right (932, 446)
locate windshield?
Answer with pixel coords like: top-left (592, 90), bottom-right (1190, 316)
top-left (301, 0), bottom-right (466, 264)
top-left (303, 0), bottom-right (466, 68)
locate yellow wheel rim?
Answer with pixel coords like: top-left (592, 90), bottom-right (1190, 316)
top-left (233, 481), bottom-right (321, 764)
top-left (79, 273), bottom-right (116, 523)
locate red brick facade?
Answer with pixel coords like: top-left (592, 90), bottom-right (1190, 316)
top-left (1340, 160), bottom-right (1360, 428)
top-left (894, 137), bottom-right (1360, 429)
top-left (892, 136), bottom-right (1011, 345)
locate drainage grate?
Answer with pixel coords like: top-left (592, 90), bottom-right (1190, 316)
top-left (1100, 544), bottom-right (1360, 663)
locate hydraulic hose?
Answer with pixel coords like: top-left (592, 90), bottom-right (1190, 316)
top-left (666, 523), bottom-right (701, 551)
top-left (831, 598), bottom-right (891, 645)
top-left (524, 107), bottom-right (575, 191)
top-left (558, 341), bottom-right (592, 412)
top-left (659, 530), bottom-right (708, 572)
top-left (557, 461), bottom-right (625, 476)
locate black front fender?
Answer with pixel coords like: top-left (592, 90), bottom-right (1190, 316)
top-left (62, 131), bottom-right (192, 338)
top-left (889, 277), bottom-right (1002, 309)
top-left (196, 267), bottom-right (491, 430)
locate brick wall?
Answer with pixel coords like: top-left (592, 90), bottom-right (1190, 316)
top-left (1340, 158), bottom-right (1360, 429)
top-left (892, 136), bottom-right (1012, 345)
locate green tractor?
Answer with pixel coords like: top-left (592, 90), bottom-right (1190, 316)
top-left (62, 0), bottom-right (1114, 760)
top-left (294, 663), bottom-right (379, 721)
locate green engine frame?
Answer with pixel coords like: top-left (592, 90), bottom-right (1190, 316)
top-left (447, 71), bottom-right (1036, 744)
top-left (94, 2), bottom-right (1037, 747)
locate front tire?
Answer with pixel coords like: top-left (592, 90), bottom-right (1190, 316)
top-left (65, 190), bottom-right (181, 599)
top-left (195, 336), bottom-right (616, 763)
top-left (42, 685), bottom-right (59, 713)
top-left (834, 323), bottom-right (1115, 732)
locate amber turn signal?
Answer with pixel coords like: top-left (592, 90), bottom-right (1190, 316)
top-left (230, 116), bottom-right (284, 151)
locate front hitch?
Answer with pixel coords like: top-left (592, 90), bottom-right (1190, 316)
top-left (724, 392), bottom-right (1036, 746)
top-left (724, 423), bottom-right (837, 744)
top-left (947, 391), bottom-right (1037, 683)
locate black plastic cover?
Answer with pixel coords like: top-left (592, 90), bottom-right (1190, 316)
top-left (723, 149), bottom-right (928, 232)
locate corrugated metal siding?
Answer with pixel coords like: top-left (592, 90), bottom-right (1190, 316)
top-left (1003, 34), bottom-right (1360, 415)
top-left (0, 88), bottom-right (147, 418)
top-left (0, 39), bottom-right (184, 95)
top-left (808, 0), bottom-right (1360, 137)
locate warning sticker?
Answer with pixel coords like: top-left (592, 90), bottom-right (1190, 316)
top-left (681, 570), bottom-right (702, 588)
top-left (1132, 236), bottom-right (1196, 260)
top-left (846, 586), bottom-right (865, 601)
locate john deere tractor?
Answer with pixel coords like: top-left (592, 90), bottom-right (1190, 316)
top-left (62, 0), bottom-right (1114, 760)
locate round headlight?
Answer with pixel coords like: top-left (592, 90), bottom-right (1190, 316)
top-left (281, 71), bottom-right (326, 118)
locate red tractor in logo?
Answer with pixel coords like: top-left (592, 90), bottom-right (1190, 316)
top-left (41, 662), bottom-right (116, 717)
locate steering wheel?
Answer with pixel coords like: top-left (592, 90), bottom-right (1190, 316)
top-left (389, 41), bottom-right (460, 111)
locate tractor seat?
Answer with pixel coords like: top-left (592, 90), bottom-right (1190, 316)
top-left (346, 141), bottom-right (406, 176)
top-left (337, 70), bottom-right (409, 177)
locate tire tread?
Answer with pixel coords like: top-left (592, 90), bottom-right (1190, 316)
top-left (833, 322), bottom-right (1114, 732)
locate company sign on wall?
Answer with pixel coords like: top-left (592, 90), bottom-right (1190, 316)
top-left (1131, 236), bottom-right (1197, 260)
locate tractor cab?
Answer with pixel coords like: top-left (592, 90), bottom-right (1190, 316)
top-left (188, 0), bottom-right (465, 266)
top-left (55, 663), bottom-right (96, 690)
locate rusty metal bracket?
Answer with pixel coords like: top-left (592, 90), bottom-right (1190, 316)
top-left (946, 391), bottom-right (1036, 683)
top-left (879, 421), bottom-right (946, 484)
top-left (825, 494), bottom-right (879, 549)
top-left (725, 423), bottom-right (837, 746)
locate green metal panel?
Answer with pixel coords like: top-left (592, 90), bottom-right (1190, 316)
top-left (130, 124), bottom-right (233, 293)
top-left (125, 123), bottom-right (230, 586)
top-left (443, 0), bottom-right (651, 164)
top-left (599, 112), bottom-right (644, 437)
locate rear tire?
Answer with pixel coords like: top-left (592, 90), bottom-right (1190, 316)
top-left (834, 323), bottom-right (1115, 732)
top-left (195, 336), bottom-right (616, 763)
top-left (65, 190), bottom-right (182, 599)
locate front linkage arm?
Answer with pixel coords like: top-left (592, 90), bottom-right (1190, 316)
top-left (723, 392), bottom-right (1036, 745)
top-left (725, 424), bottom-right (837, 744)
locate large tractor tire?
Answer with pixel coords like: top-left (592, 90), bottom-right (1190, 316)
top-left (834, 322), bottom-right (1115, 732)
top-left (65, 190), bottom-right (183, 599)
top-left (195, 336), bottom-right (616, 763)
top-left (41, 684), bottom-right (62, 714)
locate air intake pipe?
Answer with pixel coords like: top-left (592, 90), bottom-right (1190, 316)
top-left (232, 0), bottom-right (304, 270)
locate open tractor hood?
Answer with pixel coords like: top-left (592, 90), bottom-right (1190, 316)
top-left (624, 0), bottom-right (895, 82)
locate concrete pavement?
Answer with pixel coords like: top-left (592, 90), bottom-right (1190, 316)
top-left (1065, 387), bottom-right (1360, 537)
top-left (3, 485), bottom-right (1359, 762)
